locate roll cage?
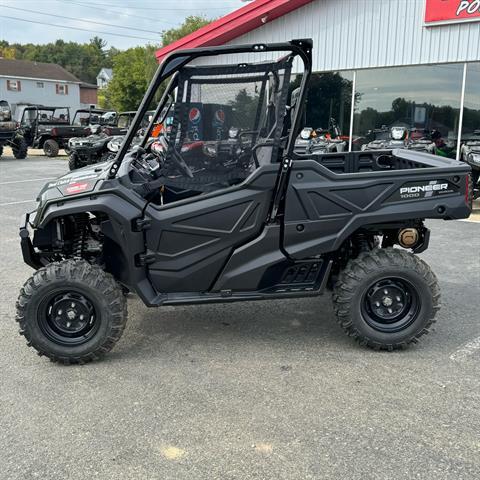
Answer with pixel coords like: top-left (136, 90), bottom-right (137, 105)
top-left (108, 39), bottom-right (313, 180)
top-left (20, 106), bottom-right (70, 126)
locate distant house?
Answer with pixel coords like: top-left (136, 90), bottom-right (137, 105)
top-left (96, 68), bottom-right (113, 88)
top-left (79, 82), bottom-right (99, 108)
top-left (0, 58), bottom-right (96, 118)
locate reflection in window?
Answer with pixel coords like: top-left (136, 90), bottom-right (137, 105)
top-left (353, 64), bottom-right (464, 152)
top-left (293, 71), bottom-right (353, 141)
top-left (462, 63), bottom-right (480, 137)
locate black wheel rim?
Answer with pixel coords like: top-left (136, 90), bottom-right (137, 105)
top-left (38, 290), bottom-right (99, 346)
top-left (361, 277), bottom-right (420, 333)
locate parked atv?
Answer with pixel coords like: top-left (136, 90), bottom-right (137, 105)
top-left (68, 111), bottom-right (157, 170)
top-left (17, 105), bottom-right (87, 157)
top-left (461, 130), bottom-right (480, 198)
top-left (295, 118), bottom-right (347, 155)
top-left (16, 40), bottom-right (472, 364)
top-left (0, 100), bottom-right (28, 159)
top-left (362, 126), bottom-right (412, 151)
top-left (67, 125), bottom-right (114, 170)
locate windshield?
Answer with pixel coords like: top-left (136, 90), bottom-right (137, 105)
top-left (22, 108), bottom-right (69, 125)
top-left (72, 110), bottom-right (110, 126)
top-left (117, 114), bottom-right (133, 129)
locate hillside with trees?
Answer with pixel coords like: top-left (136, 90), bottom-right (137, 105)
top-left (0, 15), bottom-right (212, 110)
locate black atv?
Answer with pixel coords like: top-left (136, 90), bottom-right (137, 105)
top-left (67, 126), bottom-right (117, 170)
top-left (16, 40), bottom-right (473, 364)
top-left (362, 126), bottom-right (412, 151)
top-left (0, 100), bottom-right (28, 159)
top-left (460, 130), bottom-right (480, 198)
top-left (295, 118), bottom-right (347, 155)
top-left (68, 111), bottom-right (155, 170)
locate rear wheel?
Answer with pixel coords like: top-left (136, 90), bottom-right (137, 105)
top-left (16, 260), bottom-right (127, 364)
top-left (332, 248), bottom-right (440, 350)
top-left (12, 136), bottom-right (28, 159)
top-left (43, 139), bottom-right (59, 157)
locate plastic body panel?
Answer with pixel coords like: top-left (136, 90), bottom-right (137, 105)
top-left (144, 166), bottom-right (279, 293)
top-left (284, 152), bottom-right (471, 259)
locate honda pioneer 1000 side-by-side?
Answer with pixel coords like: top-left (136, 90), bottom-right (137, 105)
top-left (16, 40), bottom-right (473, 364)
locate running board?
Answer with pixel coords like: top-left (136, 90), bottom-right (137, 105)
top-left (151, 260), bottom-right (332, 307)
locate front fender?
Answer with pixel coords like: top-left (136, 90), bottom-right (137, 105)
top-left (29, 193), bottom-right (158, 305)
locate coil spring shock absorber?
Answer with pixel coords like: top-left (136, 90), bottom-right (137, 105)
top-left (72, 214), bottom-right (89, 258)
top-left (354, 232), bottom-right (371, 253)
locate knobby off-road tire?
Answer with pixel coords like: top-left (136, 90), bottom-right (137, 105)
top-left (12, 137), bottom-right (28, 159)
top-left (43, 139), bottom-right (60, 157)
top-left (332, 248), bottom-right (440, 350)
top-left (68, 152), bottom-right (80, 171)
top-left (16, 260), bottom-right (127, 364)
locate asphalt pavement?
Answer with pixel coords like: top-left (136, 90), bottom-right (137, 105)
top-left (1, 153), bottom-right (479, 480)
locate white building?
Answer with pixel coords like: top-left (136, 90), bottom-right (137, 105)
top-left (0, 58), bottom-right (89, 118)
top-left (96, 68), bottom-right (113, 89)
top-left (156, 0), bottom-right (480, 158)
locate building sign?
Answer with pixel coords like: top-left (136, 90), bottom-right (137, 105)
top-left (425, 0), bottom-right (480, 25)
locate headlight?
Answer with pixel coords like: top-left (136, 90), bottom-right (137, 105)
top-left (468, 153), bottom-right (480, 165)
top-left (203, 143), bottom-right (217, 157)
top-left (391, 127), bottom-right (406, 141)
top-left (107, 140), bottom-right (121, 152)
top-left (300, 128), bottom-right (312, 140)
top-left (229, 127), bottom-right (239, 139)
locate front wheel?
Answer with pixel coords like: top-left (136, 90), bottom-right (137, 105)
top-left (68, 152), bottom-right (80, 171)
top-left (332, 248), bottom-right (440, 350)
top-left (43, 139), bottom-right (59, 157)
top-left (16, 260), bottom-right (127, 364)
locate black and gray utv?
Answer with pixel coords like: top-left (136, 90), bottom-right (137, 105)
top-left (17, 105), bottom-right (77, 157)
top-left (0, 100), bottom-right (28, 159)
top-left (16, 40), bottom-right (473, 364)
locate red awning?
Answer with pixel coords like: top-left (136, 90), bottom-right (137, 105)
top-left (155, 0), bottom-right (314, 63)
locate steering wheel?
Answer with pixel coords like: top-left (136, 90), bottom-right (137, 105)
top-left (155, 136), bottom-right (194, 179)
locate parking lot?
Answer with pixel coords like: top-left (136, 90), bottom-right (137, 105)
top-left (1, 153), bottom-right (479, 480)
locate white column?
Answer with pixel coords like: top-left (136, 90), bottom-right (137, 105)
top-left (348, 70), bottom-right (357, 152)
top-left (456, 63), bottom-right (468, 161)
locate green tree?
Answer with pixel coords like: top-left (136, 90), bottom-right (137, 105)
top-left (104, 16), bottom-right (213, 111)
top-left (104, 46), bottom-right (158, 111)
top-left (161, 16), bottom-right (211, 47)
top-left (0, 38), bottom-right (114, 84)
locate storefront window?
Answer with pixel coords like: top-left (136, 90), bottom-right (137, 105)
top-left (294, 71), bottom-right (353, 139)
top-left (462, 63), bottom-right (480, 137)
top-left (352, 64), bottom-right (464, 153)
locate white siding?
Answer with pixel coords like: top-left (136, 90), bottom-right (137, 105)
top-left (224, 0), bottom-right (480, 72)
top-left (0, 78), bottom-right (82, 118)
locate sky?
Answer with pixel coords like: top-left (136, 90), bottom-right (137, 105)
top-left (0, 0), bottom-right (248, 50)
